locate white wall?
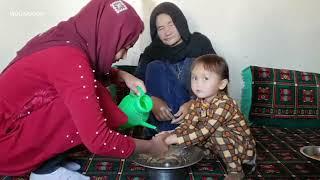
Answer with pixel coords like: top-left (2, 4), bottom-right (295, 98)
top-left (1, 0), bottom-right (320, 102)
top-left (146, 0), bottom-right (320, 102)
top-left (0, 0), bottom-right (142, 67)
top-left (0, 0), bottom-right (88, 68)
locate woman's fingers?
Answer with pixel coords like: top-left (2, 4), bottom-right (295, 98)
top-left (166, 109), bottom-right (175, 120)
top-left (160, 107), bottom-right (174, 120)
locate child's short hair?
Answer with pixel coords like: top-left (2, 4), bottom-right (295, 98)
top-left (191, 54), bottom-right (229, 93)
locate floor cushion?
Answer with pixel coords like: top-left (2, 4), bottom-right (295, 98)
top-left (241, 66), bottom-right (320, 128)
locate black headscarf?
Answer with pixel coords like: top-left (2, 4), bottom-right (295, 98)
top-left (135, 2), bottom-right (215, 80)
top-left (149, 2), bottom-right (190, 42)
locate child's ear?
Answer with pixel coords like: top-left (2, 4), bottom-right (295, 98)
top-left (218, 79), bottom-right (228, 90)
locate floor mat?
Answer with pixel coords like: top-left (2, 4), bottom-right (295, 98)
top-left (2, 126), bottom-right (320, 179)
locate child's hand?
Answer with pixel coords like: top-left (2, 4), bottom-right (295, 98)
top-left (164, 134), bottom-right (178, 145)
top-left (171, 101), bottom-right (192, 124)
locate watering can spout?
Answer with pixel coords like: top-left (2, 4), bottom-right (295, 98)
top-left (140, 121), bottom-right (157, 130)
top-left (118, 86), bottom-right (155, 130)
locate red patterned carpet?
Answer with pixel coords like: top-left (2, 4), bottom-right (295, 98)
top-left (2, 126), bottom-right (320, 180)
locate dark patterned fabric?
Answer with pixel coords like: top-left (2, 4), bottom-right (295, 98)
top-left (241, 66), bottom-right (320, 127)
top-left (3, 126), bottom-right (320, 179)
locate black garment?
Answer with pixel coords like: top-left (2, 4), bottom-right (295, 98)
top-left (135, 2), bottom-right (215, 80)
top-left (149, 2), bottom-right (190, 42)
top-left (33, 154), bottom-right (65, 174)
top-left (33, 146), bottom-right (85, 174)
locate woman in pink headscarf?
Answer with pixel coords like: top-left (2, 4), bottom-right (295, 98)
top-left (0, 0), bottom-right (169, 179)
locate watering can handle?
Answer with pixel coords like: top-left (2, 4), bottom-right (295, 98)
top-left (136, 86), bottom-right (145, 96)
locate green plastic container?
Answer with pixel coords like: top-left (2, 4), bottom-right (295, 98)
top-left (119, 86), bottom-right (156, 129)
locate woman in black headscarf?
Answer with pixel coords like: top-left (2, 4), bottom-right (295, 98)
top-left (135, 2), bottom-right (215, 132)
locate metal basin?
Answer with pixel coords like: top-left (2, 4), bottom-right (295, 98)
top-left (147, 168), bottom-right (189, 180)
top-left (300, 146), bottom-right (320, 161)
top-left (130, 145), bottom-right (203, 180)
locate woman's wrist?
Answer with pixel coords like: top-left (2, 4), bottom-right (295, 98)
top-left (117, 70), bottom-right (128, 82)
top-left (133, 138), bottom-right (152, 154)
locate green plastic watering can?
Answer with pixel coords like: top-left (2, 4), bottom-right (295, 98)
top-left (119, 86), bottom-right (156, 130)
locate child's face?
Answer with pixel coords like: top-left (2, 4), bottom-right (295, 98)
top-left (191, 64), bottom-right (227, 101)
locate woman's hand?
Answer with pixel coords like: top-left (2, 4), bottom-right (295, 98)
top-left (151, 96), bottom-right (175, 121)
top-left (171, 100), bottom-right (192, 124)
top-left (133, 132), bottom-right (169, 156)
top-left (155, 131), bottom-right (178, 145)
top-left (118, 70), bottom-right (146, 95)
top-left (148, 133), bottom-right (169, 155)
